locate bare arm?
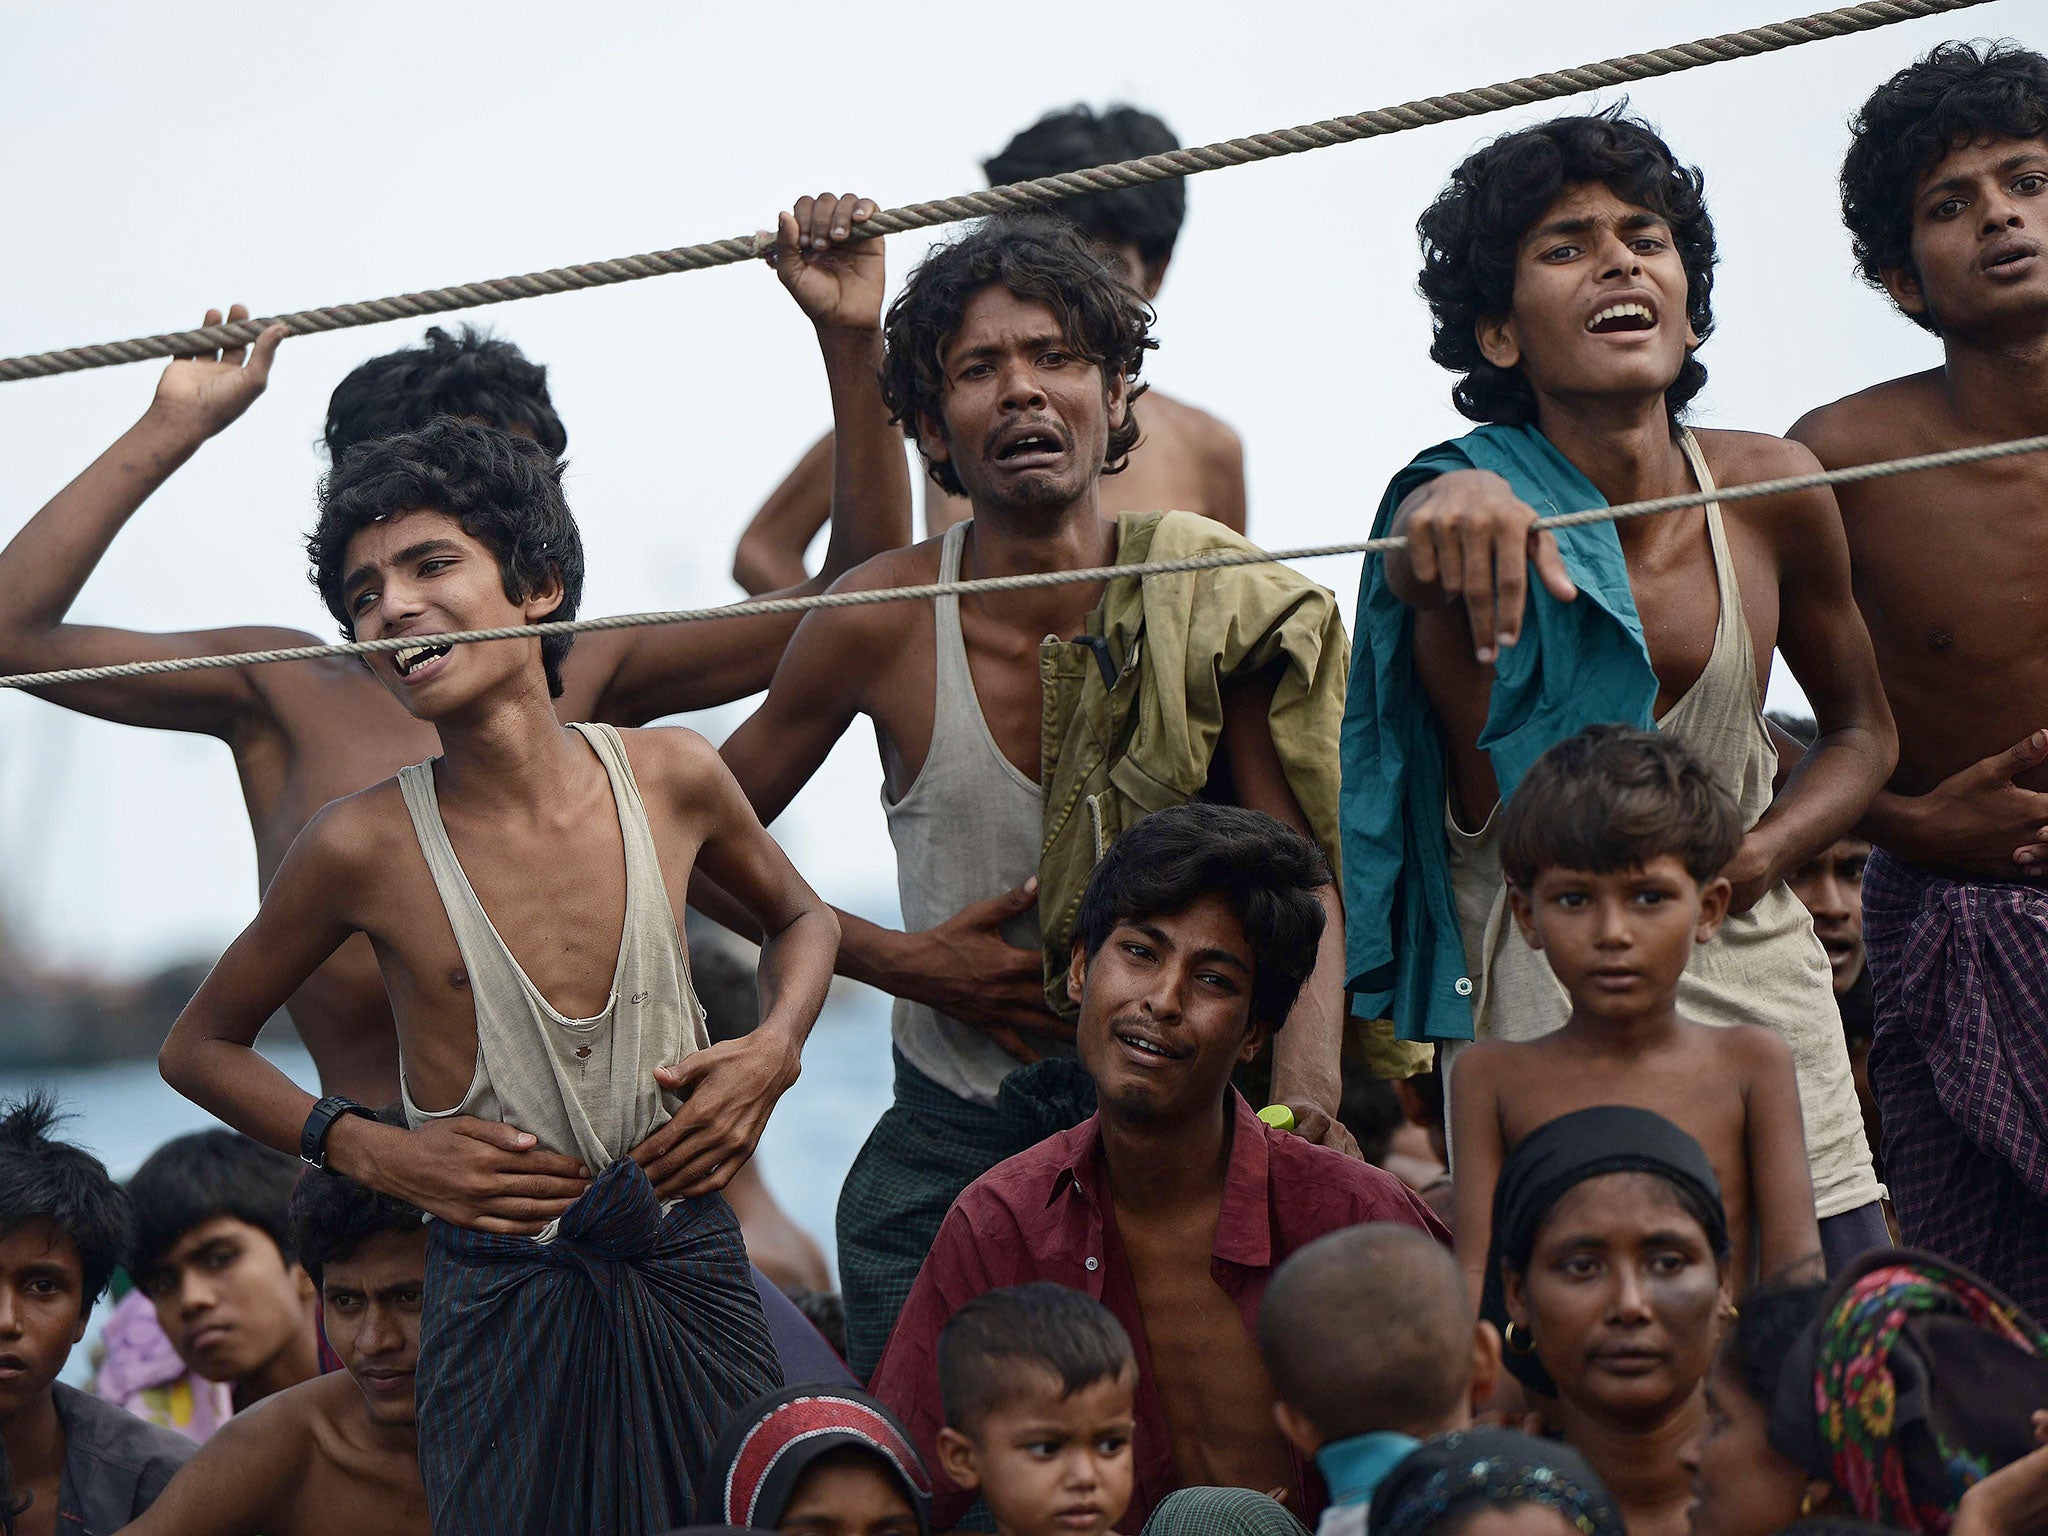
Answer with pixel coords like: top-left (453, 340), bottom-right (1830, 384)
top-left (734, 431), bottom-right (834, 596)
top-left (0, 309), bottom-right (291, 734)
top-left (1723, 464), bottom-right (1897, 910)
top-left (630, 730), bottom-right (840, 1199)
top-left (1199, 417), bottom-right (1248, 535)
top-left (158, 800), bottom-right (589, 1235)
top-left (1217, 669), bottom-right (1351, 1152)
top-left (1448, 1045), bottom-right (1508, 1313)
top-left (1380, 470), bottom-right (1578, 661)
top-left (1738, 1026), bottom-right (1823, 1283)
top-left (576, 195), bottom-right (912, 726)
top-left (114, 1400), bottom-right (300, 1535)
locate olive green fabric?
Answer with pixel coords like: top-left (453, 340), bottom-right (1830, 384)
top-left (1035, 511), bottom-right (1430, 1078)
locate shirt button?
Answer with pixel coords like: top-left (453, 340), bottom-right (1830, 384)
top-left (1084, 1256), bottom-right (1099, 1272)
top-left (1454, 977), bottom-right (1474, 997)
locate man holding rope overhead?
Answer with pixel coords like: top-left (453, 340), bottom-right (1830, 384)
top-left (715, 195), bottom-right (1355, 1378)
top-left (156, 419), bottom-right (837, 1534)
top-left (1791, 41), bottom-right (2048, 1316)
top-left (732, 102), bottom-right (1246, 595)
top-left (1343, 111), bottom-right (1897, 1267)
top-left (0, 314), bottom-right (907, 1107)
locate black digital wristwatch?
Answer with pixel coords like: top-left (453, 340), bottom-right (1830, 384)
top-left (300, 1095), bottom-right (375, 1170)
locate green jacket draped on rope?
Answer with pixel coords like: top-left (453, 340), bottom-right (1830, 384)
top-left (1034, 511), bottom-right (1431, 1078)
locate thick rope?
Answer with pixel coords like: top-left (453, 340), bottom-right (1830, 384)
top-left (4, 431), bottom-right (2042, 692)
top-left (0, 0), bottom-right (1992, 383)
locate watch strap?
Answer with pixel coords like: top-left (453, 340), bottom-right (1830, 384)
top-left (301, 1096), bottom-right (373, 1169)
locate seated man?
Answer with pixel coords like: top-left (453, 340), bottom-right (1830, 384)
top-left (118, 1158), bottom-right (433, 1536)
top-left (1257, 1225), bottom-right (1499, 1536)
top-left (721, 199), bottom-right (1367, 1378)
top-left (157, 421), bottom-right (840, 1535)
top-left (1343, 111), bottom-right (1895, 1258)
top-left (1789, 41), bottom-right (2048, 1315)
top-left (0, 1093), bottom-right (192, 1535)
top-left (126, 1131), bottom-right (321, 1418)
top-left (868, 805), bottom-right (1446, 1531)
top-left (733, 102), bottom-right (1245, 595)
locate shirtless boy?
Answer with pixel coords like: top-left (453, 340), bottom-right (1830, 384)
top-left (1789, 41), bottom-right (2048, 1314)
top-left (120, 1161), bottom-right (433, 1536)
top-left (733, 102), bottom-right (1244, 593)
top-left (156, 421), bottom-right (837, 1533)
top-left (0, 309), bottom-right (905, 1105)
top-left (721, 197), bottom-right (1354, 1375)
top-left (1448, 726), bottom-right (1821, 1300)
top-left (1345, 112), bottom-right (1895, 1265)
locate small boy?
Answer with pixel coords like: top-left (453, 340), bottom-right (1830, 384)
top-left (1257, 1225), bottom-right (1499, 1536)
top-left (127, 1131), bottom-right (322, 1413)
top-left (1450, 726), bottom-right (1821, 1301)
top-left (0, 1093), bottom-right (193, 1533)
top-left (934, 1284), bottom-right (1137, 1536)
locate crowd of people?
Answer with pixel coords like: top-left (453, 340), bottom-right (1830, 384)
top-left (0, 32), bottom-right (2045, 1536)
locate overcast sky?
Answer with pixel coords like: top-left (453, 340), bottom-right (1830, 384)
top-left (0, 0), bottom-right (2028, 978)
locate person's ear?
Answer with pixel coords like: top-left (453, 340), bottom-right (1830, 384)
top-left (936, 1427), bottom-right (983, 1493)
top-left (1469, 1320), bottom-right (1503, 1421)
top-left (1476, 313), bottom-right (1520, 372)
top-left (292, 1263), bottom-right (318, 1305)
top-left (1501, 1267), bottom-right (1530, 1332)
top-left (1238, 1012), bottom-right (1272, 1067)
top-left (1067, 941), bottom-right (1089, 1008)
top-left (1695, 875), bottom-right (1732, 943)
top-left (522, 569), bottom-right (565, 623)
top-left (1507, 883), bottom-right (1543, 951)
top-left (917, 410), bottom-right (953, 472)
top-left (1105, 367), bottom-right (1132, 437)
top-left (1272, 1399), bottom-right (1324, 1460)
top-left (1880, 262), bottom-right (1930, 321)
top-left (1139, 257), bottom-right (1170, 303)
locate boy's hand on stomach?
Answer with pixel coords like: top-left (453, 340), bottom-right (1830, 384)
top-left (636, 1032), bottom-right (802, 1201)
top-left (386, 1118), bottom-right (590, 1236)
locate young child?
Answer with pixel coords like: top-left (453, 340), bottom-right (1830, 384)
top-left (1450, 725), bottom-right (1821, 1301)
top-left (126, 1131), bottom-right (322, 1414)
top-left (1257, 1225), bottom-right (1499, 1536)
top-left (933, 1284), bottom-right (1136, 1536)
top-left (0, 1093), bottom-right (193, 1533)
top-left (704, 1384), bottom-right (934, 1536)
top-left (158, 420), bottom-right (840, 1535)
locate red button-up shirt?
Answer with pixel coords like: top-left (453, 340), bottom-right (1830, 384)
top-left (867, 1094), bottom-right (1451, 1532)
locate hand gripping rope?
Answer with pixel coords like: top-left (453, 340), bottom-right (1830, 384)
top-left (0, 0), bottom-right (1996, 382)
top-left (3, 433), bottom-right (2042, 692)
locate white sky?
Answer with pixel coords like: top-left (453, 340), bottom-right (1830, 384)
top-left (0, 0), bottom-right (2028, 978)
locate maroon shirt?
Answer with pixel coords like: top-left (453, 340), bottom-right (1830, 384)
top-left (867, 1094), bottom-right (1451, 1531)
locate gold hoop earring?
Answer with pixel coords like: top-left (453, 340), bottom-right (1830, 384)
top-left (1504, 1321), bottom-right (1535, 1357)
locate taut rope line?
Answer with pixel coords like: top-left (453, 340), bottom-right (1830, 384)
top-left (0, 0), bottom-right (1992, 383)
top-left (4, 431), bottom-right (2042, 692)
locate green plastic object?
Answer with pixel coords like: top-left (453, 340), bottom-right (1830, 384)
top-left (1257, 1104), bottom-right (1296, 1132)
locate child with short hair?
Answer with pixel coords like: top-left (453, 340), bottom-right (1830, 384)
top-left (1257, 1225), bottom-right (1499, 1536)
top-left (933, 1284), bottom-right (1137, 1536)
top-left (1450, 725), bottom-right (1822, 1304)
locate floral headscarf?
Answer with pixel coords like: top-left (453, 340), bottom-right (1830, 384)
top-left (1770, 1249), bottom-right (2048, 1533)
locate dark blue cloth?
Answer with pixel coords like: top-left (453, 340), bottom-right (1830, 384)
top-left (1340, 423), bottom-right (1658, 1043)
top-left (416, 1157), bottom-right (783, 1536)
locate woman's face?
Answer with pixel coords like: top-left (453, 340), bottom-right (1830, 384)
top-left (1504, 1172), bottom-right (1727, 1424)
top-left (1680, 1351), bottom-right (1813, 1536)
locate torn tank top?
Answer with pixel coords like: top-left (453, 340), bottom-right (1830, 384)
top-left (396, 721), bottom-right (709, 1181)
top-left (885, 520), bottom-right (1048, 1108)
top-left (1445, 430), bottom-right (1880, 1217)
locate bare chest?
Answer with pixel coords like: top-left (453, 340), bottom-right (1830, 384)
top-left (1622, 511), bottom-right (1776, 716)
top-left (869, 603), bottom-right (1047, 795)
top-left (290, 1431), bottom-right (430, 1536)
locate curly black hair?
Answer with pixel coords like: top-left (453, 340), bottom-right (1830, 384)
top-left (287, 1164), bottom-right (425, 1286)
top-left (1417, 110), bottom-right (1717, 430)
top-left (325, 325), bottom-right (567, 461)
top-left (984, 105), bottom-right (1185, 268)
top-left (1842, 41), bottom-right (2048, 332)
top-left (0, 1091), bottom-right (130, 1307)
top-left (880, 214), bottom-right (1155, 498)
top-left (307, 419), bottom-right (584, 698)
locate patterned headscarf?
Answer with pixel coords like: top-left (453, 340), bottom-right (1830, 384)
top-left (1366, 1428), bottom-right (1625, 1536)
top-left (1770, 1249), bottom-right (2048, 1534)
top-left (700, 1386), bottom-right (934, 1536)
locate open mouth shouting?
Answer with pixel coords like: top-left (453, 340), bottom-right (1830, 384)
top-left (392, 641), bottom-right (453, 681)
top-left (1585, 299), bottom-right (1659, 335)
top-left (989, 420), bottom-right (1069, 472)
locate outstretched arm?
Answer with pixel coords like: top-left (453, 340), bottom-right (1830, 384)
top-left (0, 307), bottom-right (293, 734)
top-left (1381, 470), bottom-right (1578, 662)
top-left (631, 731), bottom-right (840, 1200)
top-left (113, 1400), bottom-right (301, 1536)
top-left (575, 194), bottom-right (912, 724)
top-left (1730, 465), bottom-right (1897, 910)
top-left (159, 801), bottom-right (589, 1235)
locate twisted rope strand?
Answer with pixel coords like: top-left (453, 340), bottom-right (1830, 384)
top-left (0, 0), bottom-right (1991, 383)
top-left (4, 430), bottom-right (2042, 692)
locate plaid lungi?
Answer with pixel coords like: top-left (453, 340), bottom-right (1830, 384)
top-left (838, 1052), bottom-right (1095, 1381)
top-left (416, 1157), bottom-right (782, 1536)
top-left (1862, 848), bottom-right (2048, 1319)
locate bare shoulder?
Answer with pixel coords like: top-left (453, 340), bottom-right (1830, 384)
top-left (1447, 1037), bottom-right (1516, 1092)
top-left (184, 1371), bottom-right (323, 1475)
top-left (608, 721), bottom-right (724, 785)
top-left (1692, 425), bottom-right (1824, 484)
top-left (1788, 369), bottom-right (1950, 468)
top-left (298, 777), bottom-right (416, 876)
top-left (1693, 1017), bottom-right (1796, 1078)
top-left (791, 536), bottom-right (946, 649)
top-left (1142, 388), bottom-right (1244, 466)
top-left (1693, 426), bottom-right (1844, 543)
